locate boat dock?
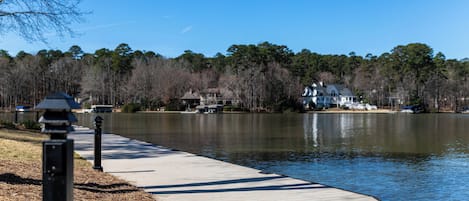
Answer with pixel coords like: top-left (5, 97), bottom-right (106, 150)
top-left (70, 127), bottom-right (378, 201)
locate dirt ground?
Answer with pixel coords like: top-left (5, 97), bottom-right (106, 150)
top-left (0, 129), bottom-right (156, 201)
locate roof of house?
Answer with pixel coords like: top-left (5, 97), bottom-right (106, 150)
top-left (181, 91), bottom-right (200, 100)
top-left (326, 84), bottom-right (354, 97)
top-left (315, 86), bottom-right (327, 95)
top-left (303, 85), bottom-right (328, 97)
top-left (339, 87), bottom-right (354, 97)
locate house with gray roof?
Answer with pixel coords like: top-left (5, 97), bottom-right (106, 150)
top-left (302, 82), bottom-right (356, 109)
top-left (181, 90), bottom-right (201, 110)
top-left (181, 88), bottom-right (239, 112)
top-left (326, 84), bottom-right (356, 107)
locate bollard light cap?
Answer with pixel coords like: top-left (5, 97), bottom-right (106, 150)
top-left (36, 92), bottom-right (81, 110)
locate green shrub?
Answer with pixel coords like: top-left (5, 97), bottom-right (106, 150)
top-left (223, 105), bottom-right (244, 112)
top-left (122, 103), bottom-right (142, 113)
top-left (165, 99), bottom-right (184, 111)
top-left (0, 120), bottom-right (16, 129)
top-left (21, 120), bottom-right (41, 130)
top-left (82, 102), bottom-right (92, 109)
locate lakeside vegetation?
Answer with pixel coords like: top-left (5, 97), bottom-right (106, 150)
top-left (0, 42), bottom-right (468, 112)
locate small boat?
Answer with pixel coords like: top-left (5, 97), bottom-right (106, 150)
top-left (91, 105), bottom-right (113, 113)
top-left (15, 105), bottom-right (32, 112)
top-left (195, 104), bottom-right (223, 114)
top-left (401, 105), bottom-right (424, 114)
top-left (458, 106), bottom-right (469, 113)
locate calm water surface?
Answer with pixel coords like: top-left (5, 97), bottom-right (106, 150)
top-left (75, 113), bottom-right (469, 201)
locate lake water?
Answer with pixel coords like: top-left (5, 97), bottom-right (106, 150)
top-left (73, 113), bottom-right (468, 200)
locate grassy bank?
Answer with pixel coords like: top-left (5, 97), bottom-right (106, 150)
top-left (0, 129), bottom-right (155, 201)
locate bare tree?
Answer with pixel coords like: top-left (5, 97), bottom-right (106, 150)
top-left (227, 62), bottom-right (301, 112)
top-left (235, 64), bottom-right (263, 111)
top-left (219, 74), bottom-right (241, 106)
top-left (191, 69), bottom-right (219, 91)
top-left (6, 55), bottom-right (32, 106)
top-left (0, 0), bottom-right (86, 42)
top-left (49, 57), bottom-right (83, 95)
top-left (156, 60), bottom-right (192, 104)
top-left (0, 56), bottom-right (15, 109)
top-left (125, 57), bottom-right (193, 109)
top-left (126, 57), bottom-right (157, 104)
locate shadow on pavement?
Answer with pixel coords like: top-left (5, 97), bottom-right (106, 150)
top-left (70, 132), bottom-right (178, 160)
top-left (140, 175), bottom-right (329, 195)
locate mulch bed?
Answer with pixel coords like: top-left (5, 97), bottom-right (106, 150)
top-left (0, 129), bottom-right (156, 201)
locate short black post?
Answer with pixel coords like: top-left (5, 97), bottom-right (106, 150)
top-left (93, 116), bottom-right (103, 171)
top-left (14, 110), bottom-right (18, 123)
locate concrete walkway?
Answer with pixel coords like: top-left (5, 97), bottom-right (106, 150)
top-left (69, 126), bottom-right (377, 201)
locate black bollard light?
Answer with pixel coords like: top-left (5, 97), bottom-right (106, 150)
top-left (93, 116), bottom-right (104, 171)
top-left (14, 110), bottom-right (18, 123)
top-left (36, 92), bottom-right (80, 201)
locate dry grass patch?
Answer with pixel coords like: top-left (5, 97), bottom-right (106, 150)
top-left (0, 129), bottom-right (155, 201)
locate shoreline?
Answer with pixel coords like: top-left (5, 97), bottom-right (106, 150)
top-left (3, 109), bottom-right (460, 115)
top-left (311, 109), bottom-right (398, 114)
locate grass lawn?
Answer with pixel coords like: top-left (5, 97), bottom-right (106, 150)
top-left (0, 129), bottom-right (155, 201)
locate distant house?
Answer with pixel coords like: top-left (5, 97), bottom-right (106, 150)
top-left (199, 88), bottom-right (238, 106)
top-left (326, 84), bottom-right (356, 107)
top-left (302, 83), bottom-right (331, 109)
top-left (302, 82), bottom-right (356, 109)
top-left (181, 90), bottom-right (201, 110)
top-left (181, 88), bottom-right (239, 112)
top-left (200, 88), bottom-right (222, 105)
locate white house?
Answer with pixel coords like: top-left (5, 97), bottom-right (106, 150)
top-left (302, 82), bottom-right (356, 109)
top-left (302, 82), bottom-right (331, 109)
top-left (326, 84), bottom-right (356, 107)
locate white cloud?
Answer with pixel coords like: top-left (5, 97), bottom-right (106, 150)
top-left (180, 25), bottom-right (193, 34)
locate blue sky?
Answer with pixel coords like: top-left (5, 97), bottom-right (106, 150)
top-left (1, 0), bottom-right (469, 59)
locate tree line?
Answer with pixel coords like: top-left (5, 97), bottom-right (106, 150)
top-left (0, 42), bottom-right (468, 112)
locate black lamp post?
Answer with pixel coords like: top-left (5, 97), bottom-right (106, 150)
top-left (36, 92), bottom-right (80, 201)
top-left (93, 116), bottom-right (104, 171)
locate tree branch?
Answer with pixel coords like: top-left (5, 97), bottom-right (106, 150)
top-left (0, 0), bottom-right (87, 43)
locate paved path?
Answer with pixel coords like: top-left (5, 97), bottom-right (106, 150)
top-left (69, 126), bottom-right (378, 201)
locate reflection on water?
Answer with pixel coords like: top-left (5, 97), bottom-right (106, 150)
top-left (302, 113), bottom-right (469, 156)
top-left (0, 112), bottom-right (38, 123)
top-left (282, 114), bottom-right (469, 201)
top-left (303, 113), bottom-right (318, 147)
top-left (73, 113), bottom-right (469, 201)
